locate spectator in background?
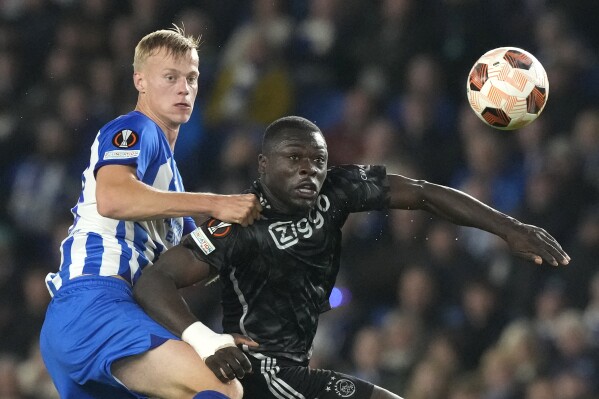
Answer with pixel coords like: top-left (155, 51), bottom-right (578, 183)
top-left (3, 267), bottom-right (51, 360)
top-left (17, 341), bottom-right (58, 399)
top-left (404, 359), bottom-right (452, 399)
top-left (479, 348), bottom-right (521, 399)
top-left (324, 85), bottom-right (377, 165)
top-left (532, 278), bottom-right (568, 347)
top-left (6, 116), bottom-right (79, 260)
top-left (453, 130), bottom-right (524, 214)
top-left (551, 369), bottom-right (593, 399)
top-left (0, 355), bottom-right (28, 399)
top-left (341, 201), bottom-right (429, 312)
top-left (583, 271), bottom-right (599, 344)
top-left (571, 108), bottom-right (599, 193)
top-left (533, 8), bottom-right (595, 133)
top-left (524, 377), bottom-right (554, 399)
top-left (452, 278), bottom-right (510, 371)
top-left (559, 208), bottom-right (599, 309)
top-left (287, 0), bottom-right (342, 92)
top-left (220, 0), bottom-right (292, 69)
top-left (378, 311), bottom-right (424, 393)
top-left (495, 320), bottom-right (547, 386)
top-left (449, 374), bottom-right (484, 399)
top-left (387, 53), bottom-right (459, 184)
top-left (392, 265), bottom-right (443, 333)
top-left (354, 0), bottom-right (440, 95)
top-left (87, 57), bottom-right (119, 122)
top-left (548, 310), bottom-right (599, 395)
top-left (424, 221), bottom-right (482, 308)
top-left (347, 326), bottom-right (385, 386)
top-left (543, 136), bottom-right (597, 227)
top-left (213, 127), bottom-right (261, 194)
top-left (205, 29), bottom-right (294, 129)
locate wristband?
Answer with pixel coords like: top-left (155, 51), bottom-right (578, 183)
top-left (181, 322), bottom-right (235, 360)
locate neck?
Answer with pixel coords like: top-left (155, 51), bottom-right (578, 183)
top-left (135, 103), bottom-right (179, 151)
top-left (259, 180), bottom-right (308, 217)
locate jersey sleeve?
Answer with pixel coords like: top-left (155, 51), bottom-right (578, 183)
top-left (182, 216), bottom-right (197, 235)
top-left (94, 117), bottom-right (159, 179)
top-left (186, 218), bottom-right (250, 273)
top-left (325, 165), bottom-right (390, 213)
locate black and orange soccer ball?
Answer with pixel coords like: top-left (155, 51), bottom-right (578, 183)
top-left (466, 47), bottom-right (549, 130)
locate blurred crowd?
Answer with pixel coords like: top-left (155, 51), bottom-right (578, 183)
top-left (1, 0), bottom-right (599, 398)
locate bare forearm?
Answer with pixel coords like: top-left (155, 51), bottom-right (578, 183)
top-left (133, 266), bottom-right (198, 336)
top-left (97, 179), bottom-right (221, 221)
top-left (388, 175), bottom-right (518, 239)
top-left (419, 181), bottom-right (518, 239)
top-left (96, 165), bottom-right (261, 224)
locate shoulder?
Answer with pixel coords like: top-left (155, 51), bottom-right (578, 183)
top-left (100, 111), bottom-right (160, 142)
top-left (325, 164), bottom-right (384, 185)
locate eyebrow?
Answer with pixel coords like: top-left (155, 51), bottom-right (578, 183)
top-left (161, 68), bottom-right (199, 75)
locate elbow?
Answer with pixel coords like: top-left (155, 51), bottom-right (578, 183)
top-left (97, 199), bottom-right (122, 219)
top-left (96, 189), bottom-right (127, 219)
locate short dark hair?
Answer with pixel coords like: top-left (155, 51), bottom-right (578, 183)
top-left (262, 116), bottom-right (322, 154)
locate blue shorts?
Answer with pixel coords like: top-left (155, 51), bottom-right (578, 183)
top-left (40, 275), bottom-right (179, 399)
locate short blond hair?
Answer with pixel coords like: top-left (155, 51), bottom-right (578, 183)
top-left (133, 24), bottom-right (200, 71)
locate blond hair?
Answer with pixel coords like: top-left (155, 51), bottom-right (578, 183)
top-left (133, 24), bottom-right (200, 71)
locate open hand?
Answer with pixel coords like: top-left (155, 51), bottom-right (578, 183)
top-left (504, 223), bottom-right (570, 266)
top-left (204, 334), bottom-right (258, 383)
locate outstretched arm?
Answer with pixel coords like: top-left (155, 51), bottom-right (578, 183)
top-left (96, 164), bottom-right (262, 225)
top-left (134, 237), bottom-right (257, 382)
top-left (387, 174), bottom-right (570, 266)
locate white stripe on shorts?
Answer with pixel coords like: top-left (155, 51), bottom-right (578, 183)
top-left (252, 352), bottom-right (306, 399)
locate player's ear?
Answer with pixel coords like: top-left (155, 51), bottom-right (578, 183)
top-left (133, 71), bottom-right (146, 93)
top-left (258, 154), bottom-right (267, 174)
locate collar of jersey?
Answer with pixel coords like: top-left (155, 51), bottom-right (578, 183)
top-left (249, 180), bottom-right (310, 219)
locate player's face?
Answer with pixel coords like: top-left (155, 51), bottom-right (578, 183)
top-left (134, 47), bottom-right (199, 130)
top-left (259, 128), bottom-right (328, 215)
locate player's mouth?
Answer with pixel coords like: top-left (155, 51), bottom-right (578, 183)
top-left (174, 102), bottom-right (191, 109)
top-left (294, 181), bottom-right (318, 199)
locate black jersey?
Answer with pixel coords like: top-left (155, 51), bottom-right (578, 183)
top-left (188, 165), bottom-right (390, 364)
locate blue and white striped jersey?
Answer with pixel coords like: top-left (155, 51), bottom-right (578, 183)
top-left (46, 111), bottom-right (196, 296)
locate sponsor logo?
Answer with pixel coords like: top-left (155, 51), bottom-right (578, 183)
top-left (358, 165), bottom-right (368, 180)
top-left (103, 149), bottom-right (140, 160)
top-left (268, 194), bottom-right (330, 250)
top-left (324, 376), bottom-right (356, 397)
top-left (207, 219), bottom-right (232, 238)
top-left (268, 221), bottom-right (298, 249)
top-left (190, 228), bottom-right (215, 255)
top-left (112, 129), bottom-right (139, 148)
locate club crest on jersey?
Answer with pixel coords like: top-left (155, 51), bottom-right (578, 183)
top-left (112, 129), bottom-right (139, 148)
top-left (324, 376), bottom-right (356, 397)
top-left (207, 219), bottom-right (232, 238)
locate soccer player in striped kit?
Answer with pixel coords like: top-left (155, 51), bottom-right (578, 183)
top-left (134, 116), bottom-right (570, 399)
top-left (40, 26), bottom-right (261, 399)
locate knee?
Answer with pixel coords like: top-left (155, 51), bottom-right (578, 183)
top-left (219, 378), bottom-right (243, 399)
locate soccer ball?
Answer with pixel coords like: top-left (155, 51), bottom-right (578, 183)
top-left (466, 47), bottom-right (549, 130)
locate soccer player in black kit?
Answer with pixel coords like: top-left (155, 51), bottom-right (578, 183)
top-left (134, 116), bottom-right (570, 399)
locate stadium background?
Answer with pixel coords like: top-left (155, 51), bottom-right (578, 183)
top-left (1, 0), bottom-right (599, 397)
